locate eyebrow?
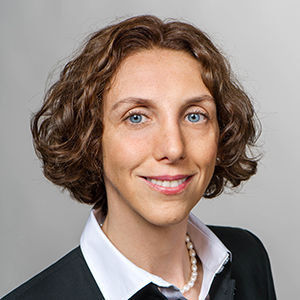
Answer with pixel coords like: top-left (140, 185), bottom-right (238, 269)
top-left (111, 95), bottom-right (215, 111)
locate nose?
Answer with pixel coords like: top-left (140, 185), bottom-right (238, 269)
top-left (153, 120), bottom-right (185, 163)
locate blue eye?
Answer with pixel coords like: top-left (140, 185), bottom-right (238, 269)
top-left (128, 114), bottom-right (143, 123)
top-left (186, 113), bottom-right (205, 123)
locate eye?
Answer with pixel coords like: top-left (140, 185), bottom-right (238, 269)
top-left (185, 112), bottom-right (206, 123)
top-left (124, 110), bottom-right (150, 126)
top-left (127, 113), bottom-right (145, 124)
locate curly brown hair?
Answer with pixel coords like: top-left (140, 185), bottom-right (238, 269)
top-left (31, 15), bottom-right (260, 215)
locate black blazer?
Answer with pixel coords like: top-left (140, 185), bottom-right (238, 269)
top-left (2, 226), bottom-right (276, 300)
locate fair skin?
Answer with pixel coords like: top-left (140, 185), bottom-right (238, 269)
top-left (98, 48), bottom-right (219, 299)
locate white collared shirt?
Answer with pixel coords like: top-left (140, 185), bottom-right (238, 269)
top-left (80, 210), bottom-right (230, 300)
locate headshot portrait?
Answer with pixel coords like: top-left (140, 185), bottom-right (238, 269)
top-left (1, 1), bottom-right (299, 299)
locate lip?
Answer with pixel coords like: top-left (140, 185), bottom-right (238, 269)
top-left (141, 174), bottom-right (194, 195)
top-left (145, 174), bottom-right (190, 181)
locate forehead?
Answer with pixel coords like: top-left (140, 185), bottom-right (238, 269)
top-left (117, 48), bottom-right (201, 74)
top-left (105, 48), bottom-right (211, 106)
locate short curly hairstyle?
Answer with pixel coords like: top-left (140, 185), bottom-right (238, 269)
top-left (32, 15), bottom-right (260, 215)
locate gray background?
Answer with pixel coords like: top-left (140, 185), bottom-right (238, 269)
top-left (1, 0), bottom-right (299, 298)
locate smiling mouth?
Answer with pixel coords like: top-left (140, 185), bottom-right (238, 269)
top-left (147, 177), bottom-right (188, 187)
top-left (141, 175), bottom-right (193, 195)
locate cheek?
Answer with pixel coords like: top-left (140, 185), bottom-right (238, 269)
top-left (102, 129), bottom-right (149, 177)
top-left (194, 145), bottom-right (218, 170)
top-left (189, 145), bottom-right (218, 178)
top-left (188, 129), bottom-right (219, 165)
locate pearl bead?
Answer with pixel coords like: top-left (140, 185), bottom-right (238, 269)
top-left (179, 234), bottom-right (198, 295)
top-left (186, 241), bottom-right (193, 249)
top-left (191, 257), bottom-right (197, 264)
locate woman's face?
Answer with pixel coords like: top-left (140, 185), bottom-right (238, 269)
top-left (102, 48), bottom-right (219, 227)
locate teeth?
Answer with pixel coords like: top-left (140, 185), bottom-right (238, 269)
top-left (147, 177), bottom-right (187, 188)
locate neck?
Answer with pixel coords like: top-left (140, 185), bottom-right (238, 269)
top-left (96, 206), bottom-right (191, 288)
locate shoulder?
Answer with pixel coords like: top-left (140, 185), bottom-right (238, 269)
top-left (208, 226), bottom-right (272, 268)
top-left (208, 225), bottom-right (269, 261)
top-left (2, 247), bottom-right (103, 300)
top-left (208, 226), bottom-right (276, 299)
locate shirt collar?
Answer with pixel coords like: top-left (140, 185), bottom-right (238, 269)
top-left (80, 210), bottom-right (230, 300)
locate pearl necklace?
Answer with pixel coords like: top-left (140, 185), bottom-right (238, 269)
top-left (180, 234), bottom-right (198, 294)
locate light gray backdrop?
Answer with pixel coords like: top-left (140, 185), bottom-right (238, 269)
top-left (1, 0), bottom-right (299, 298)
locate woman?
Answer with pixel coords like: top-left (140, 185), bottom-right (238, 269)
top-left (3, 15), bottom-right (276, 300)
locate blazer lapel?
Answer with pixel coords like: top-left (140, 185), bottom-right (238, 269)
top-left (129, 263), bottom-right (235, 300)
top-left (129, 283), bottom-right (168, 300)
top-left (208, 262), bottom-right (235, 300)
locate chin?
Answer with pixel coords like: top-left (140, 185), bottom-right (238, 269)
top-left (140, 204), bottom-right (192, 228)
